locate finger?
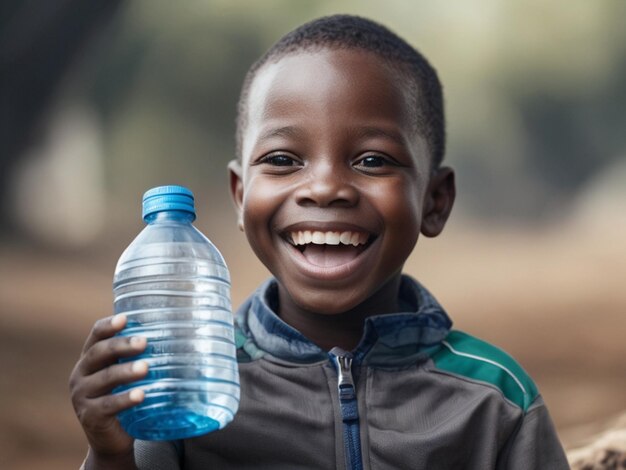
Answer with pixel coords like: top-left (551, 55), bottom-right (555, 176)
top-left (80, 335), bottom-right (147, 376)
top-left (82, 315), bottom-right (127, 354)
top-left (83, 360), bottom-right (150, 398)
top-left (83, 387), bottom-right (146, 423)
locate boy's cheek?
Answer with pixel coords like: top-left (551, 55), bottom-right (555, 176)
top-left (240, 209), bottom-right (276, 269)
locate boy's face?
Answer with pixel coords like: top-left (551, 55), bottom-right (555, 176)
top-left (230, 49), bottom-right (454, 315)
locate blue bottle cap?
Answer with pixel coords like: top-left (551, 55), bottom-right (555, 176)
top-left (142, 185), bottom-right (196, 221)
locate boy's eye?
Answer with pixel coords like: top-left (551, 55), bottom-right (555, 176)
top-left (354, 155), bottom-right (389, 168)
top-left (260, 154), bottom-right (298, 166)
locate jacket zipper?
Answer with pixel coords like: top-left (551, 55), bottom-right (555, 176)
top-left (331, 349), bottom-right (364, 470)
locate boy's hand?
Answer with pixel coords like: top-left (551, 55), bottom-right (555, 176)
top-left (69, 315), bottom-right (148, 466)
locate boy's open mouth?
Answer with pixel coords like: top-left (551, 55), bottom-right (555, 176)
top-left (284, 230), bottom-right (375, 268)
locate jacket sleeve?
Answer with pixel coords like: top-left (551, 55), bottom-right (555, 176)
top-left (498, 395), bottom-right (570, 470)
top-left (79, 441), bottom-right (181, 470)
top-left (134, 440), bottom-right (182, 469)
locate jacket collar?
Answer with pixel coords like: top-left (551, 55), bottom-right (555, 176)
top-left (234, 275), bottom-right (452, 366)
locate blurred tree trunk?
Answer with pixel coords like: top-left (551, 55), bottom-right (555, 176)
top-left (0, 0), bottom-right (124, 231)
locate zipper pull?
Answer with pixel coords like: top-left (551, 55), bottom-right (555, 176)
top-left (336, 353), bottom-right (356, 401)
top-left (330, 348), bottom-right (358, 406)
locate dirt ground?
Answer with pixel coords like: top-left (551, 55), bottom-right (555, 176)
top-left (1, 221), bottom-right (625, 469)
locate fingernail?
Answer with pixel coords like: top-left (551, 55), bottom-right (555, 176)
top-left (132, 360), bottom-right (148, 374)
top-left (130, 336), bottom-right (146, 348)
top-left (129, 389), bottom-right (144, 403)
top-left (111, 315), bottom-right (125, 328)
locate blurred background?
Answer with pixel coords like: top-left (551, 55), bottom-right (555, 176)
top-left (1, 1), bottom-right (625, 468)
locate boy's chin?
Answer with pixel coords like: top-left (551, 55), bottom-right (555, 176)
top-left (285, 285), bottom-right (387, 318)
top-left (283, 287), bottom-right (366, 316)
top-left (276, 271), bottom-right (404, 318)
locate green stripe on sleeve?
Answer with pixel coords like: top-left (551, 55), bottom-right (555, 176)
top-left (432, 330), bottom-right (538, 411)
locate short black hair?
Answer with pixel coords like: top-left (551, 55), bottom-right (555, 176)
top-left (236, 14), bottom-right (445, 167)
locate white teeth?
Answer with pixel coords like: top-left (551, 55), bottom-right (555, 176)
top-left (311, 231), bottom-right (325, 244)
top-left (325, 232), bottom-right (340, 245)
top-left (289, 230), bottom-right (370, 246)
top-left (339, 232), bottom-right (352, 244)
top-left (350, 232), bottom-right (360, 246)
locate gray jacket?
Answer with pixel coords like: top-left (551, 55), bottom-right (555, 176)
top-left (132, 276), bottom-right (569, 469)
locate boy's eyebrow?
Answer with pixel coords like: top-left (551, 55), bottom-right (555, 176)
top-left (259, 125), bottom-right (407, 147)
top-left (353, 126), bottom-right (408, 147)
top-left (259, 126), bottom-right (304, 141)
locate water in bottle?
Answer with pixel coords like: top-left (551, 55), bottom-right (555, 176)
top-left (113, 185), bottom-right (239, 441)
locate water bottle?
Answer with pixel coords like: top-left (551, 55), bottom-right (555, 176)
top-left (113, 185), bottom-right (239, 441)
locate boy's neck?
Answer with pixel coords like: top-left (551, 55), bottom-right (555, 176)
top-left (276, 276), bottom-right (402, 352)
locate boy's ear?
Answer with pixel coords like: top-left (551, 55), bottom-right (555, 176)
top-left (228, 159), bottom-right (245, 231)
top-left (421, 166), bottom-right (455, 238)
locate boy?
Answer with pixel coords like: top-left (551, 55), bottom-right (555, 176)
top-left (70, 15), bottom-right (570, 469)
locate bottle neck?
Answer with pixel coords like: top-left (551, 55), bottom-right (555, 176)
top-left (144, 210), bottom-right (195, 224)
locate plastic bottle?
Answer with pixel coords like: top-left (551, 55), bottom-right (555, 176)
top-left (113, 185), bottom-right (239, 441)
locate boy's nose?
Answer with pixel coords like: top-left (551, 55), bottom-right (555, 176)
top-left (294, 163), bottom-right (359, 208)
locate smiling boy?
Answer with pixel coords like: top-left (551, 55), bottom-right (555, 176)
top-left (71, 15), bottom-right (569, 469)
top-left (229, 46), bottom-right (450, 353)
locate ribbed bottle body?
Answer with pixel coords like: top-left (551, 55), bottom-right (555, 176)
top-left (113, 211), bottom-right (239, 441)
